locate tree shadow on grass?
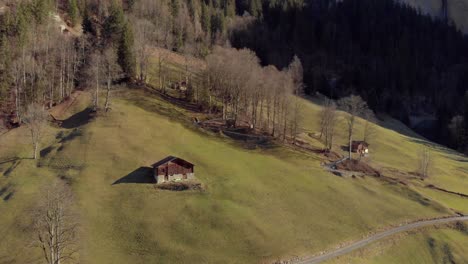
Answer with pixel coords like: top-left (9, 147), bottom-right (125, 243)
top-left (59, 129), bottom-right (83, 143)
top-left (3, 191), bottom-right (13, 201)
top-left (3, 160), bottom-right (21, 177)
top-left (0, 184), bottom-right (14, 202)
top-left (0, 157), bottom-right (20, 165)
top-left (61, 108), bottom-right (94, 129)
top-left (0, 185), bottom-right (9, 196)
top-left (112, 167), bottom-right (155, 185)
top-left (40, 146), bottom-right (55, 157)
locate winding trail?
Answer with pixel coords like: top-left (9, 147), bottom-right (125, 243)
top-left (298, 215), bottom-right (468, 264)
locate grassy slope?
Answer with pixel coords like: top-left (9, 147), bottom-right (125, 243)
top-left (325, 227), bottom-right (468, 264)
top-left (0, 88), bottom-right (465, 263)
top-left (0, 50), bottom-right (467, 262)
top-left (72, 91), bottom-right (452, 263)
top-left (300, 97), bottom-right (468, 197)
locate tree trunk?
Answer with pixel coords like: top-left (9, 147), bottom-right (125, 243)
top-left (33, 141), bottom-right (38, 160)
top-left (159, 57), bottom-right (163, 90)
top-left (105, 70), bottom-right (111, 111)
top-left (282, 102), bottom-right (288, 142)
top-left (348, 124), bottom-right (353, 160)
top-left (95, 75), bottom-right (99, 109)
top-left (15, 79), bottom-right (21, 123)
top-left (222, 98), bottom-right (227, 120)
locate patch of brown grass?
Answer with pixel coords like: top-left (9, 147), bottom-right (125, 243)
top-left (336, 159), bottom-right (381, 177)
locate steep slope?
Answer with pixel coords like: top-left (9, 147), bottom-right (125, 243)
top-left (0, 88), bottom-right (466, 263)
top-left (325, 225), bottom-right (468, 264)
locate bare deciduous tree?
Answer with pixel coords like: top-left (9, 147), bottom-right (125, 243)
top-left (23, 103), bottom-right (48, 159)
top-left (417, 146), bottom-right (432, 178)
top-left (338, 95), bottom-right (369, 159)
top-left (363, 112), bottom-right (377, 144)
top-left (132, 17), bottom-right (154, 83)
top-left (33, 180), bottom-right (78, 264)
top-left (318, 101), bottom-right (337, 151)
top-left (103, 47), bottom-right (121, 112)
top-left (87, 52), bottom-right (102, 110)
top-left (205, 46), bottom-right (303, 140)
top-left (288, 55), bottom-right (304, 143)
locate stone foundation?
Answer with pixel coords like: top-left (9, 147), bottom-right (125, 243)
top-left (155, 173), bottom-right (195, 184)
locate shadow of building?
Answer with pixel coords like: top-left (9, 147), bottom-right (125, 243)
top-left (112, 167), bottom-right (155, 185)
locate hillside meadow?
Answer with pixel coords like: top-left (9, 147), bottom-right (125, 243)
top-left (324, 225), bottom-right (468, 264)
top-left (0, 88), bottom-right (466, 263)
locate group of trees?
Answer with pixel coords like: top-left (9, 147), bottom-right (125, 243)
top-left (318, 94), bottom-right (434, 177)
top-left (318, 95), bottom-right (374, 159)
top-left (128, 0), bottom-right (237, 59)
top-left (230, 0), bottom-right (468, 152)
top-left (0, 0), bottom-right (130, 157)
top-left (205, 46), bottom-right (303, 141)
top-left (0, 0), bottom-right (85, 125)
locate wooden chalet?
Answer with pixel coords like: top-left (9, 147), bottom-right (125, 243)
top-left (351, 141), bottom-right (369, 155)
top-left (152, 156), bottom-right (195, 184)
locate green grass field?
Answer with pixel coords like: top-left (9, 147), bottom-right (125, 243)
top-left (0, 44), bottom-right (468, 263)
top-left (0, 81), bottom-right (467, 262)
top-left (325, 226), bottom-right (468, 264)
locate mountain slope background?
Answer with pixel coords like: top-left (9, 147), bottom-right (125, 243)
top-left (0, 47), bottom-right (467, 262)
top-left (0, 85), bottom-right (467, 263)
top-left (0, 1), bottom-right (467, 263)
top-left (230, 0), bottom-right (468, 152)
top-left (402, 0), bottom-right (468, 32)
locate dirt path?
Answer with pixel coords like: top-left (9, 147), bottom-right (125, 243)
top-left (297, 215), bottom-right (468, 264)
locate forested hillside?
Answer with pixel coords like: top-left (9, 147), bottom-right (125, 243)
top-left (0, 1), bottom-right (467, 263)
top-left (0, 0), bottom-right (304, 145)
top-left (230, 0), bottom-right (468, 152)
top-left (402, 0), bottom-right (468, 32)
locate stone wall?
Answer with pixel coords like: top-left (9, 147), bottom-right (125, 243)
top-left (155, 173), bottom-right (195, 184)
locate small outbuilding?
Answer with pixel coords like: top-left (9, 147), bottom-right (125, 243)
top-left (152, 156), bottom-right (195, 184)
top-left (351, 141), bottom-right (369, 156)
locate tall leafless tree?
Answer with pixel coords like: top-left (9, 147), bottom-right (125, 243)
top-left (103, 47), bottom-right (121, 111)
top-left (338, 95), bottom-right (369, 159)
top-left (363, 112), bottom-right (377, 144)
top-left (288, 55), bottom-right (304, 143)
top-left (23, 103), bottom-right (49, 159)
top-left (132, 17), bottom-right (154, 83)
top-left (88, 52), bottom-right (102, 110)
top-left (33, 180), bottom-right (78, 264)
top-left (318, 101), bottom-right (337, 151)
top-left (417, 146), bottom-right (432, 178)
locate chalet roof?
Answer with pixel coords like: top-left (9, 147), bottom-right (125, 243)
top-left (152, 156), bottom-right (194, 168)
top-left (352, 141), bottom-right (369, 147)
